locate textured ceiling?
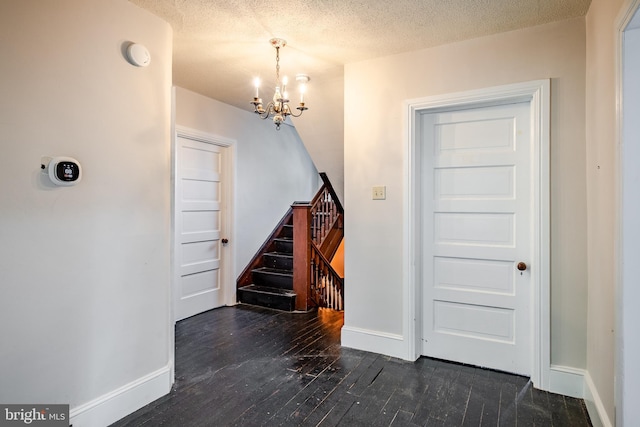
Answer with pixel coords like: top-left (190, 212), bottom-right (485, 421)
top-left (130, 0), bottom-right (591, 112)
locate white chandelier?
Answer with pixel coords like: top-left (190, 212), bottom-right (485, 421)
top-left (251, 38), bottom-right (309, 130)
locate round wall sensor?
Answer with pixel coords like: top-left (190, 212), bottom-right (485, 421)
top-left (126, 43), bottom-right (150, 67)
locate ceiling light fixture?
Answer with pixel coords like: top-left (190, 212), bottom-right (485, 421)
top-left (251, 38), bottom-right (309, 130)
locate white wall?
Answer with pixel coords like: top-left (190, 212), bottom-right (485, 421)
top-left (292, 71), bottom-right (345, 204)
top-left (0, 0), bottom-right (173, 425)
top-left (174, 87), bottom-right (320, 279)
top-left (343, 19), bottom-right (588, 369)
top-left (585, 0), bottom-right (636, 424)
top-left (584, 0), bottom-right (625, 424)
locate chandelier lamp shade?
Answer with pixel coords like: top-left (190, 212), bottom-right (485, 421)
top-left (251, 38), bottom-right (309, 130)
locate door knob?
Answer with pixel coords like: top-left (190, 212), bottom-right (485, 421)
top-left (221, 238), bottom-right (229, 245)
top-left (517, 262), bottom-right (527, 271)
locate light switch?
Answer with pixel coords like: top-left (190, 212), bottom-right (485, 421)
top-left (372, 185), bottom-right (386, 200)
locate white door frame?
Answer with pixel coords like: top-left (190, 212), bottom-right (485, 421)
top-left (616, 1), bottom-right (640, 424)
top-left (403, 80), bottom-right (551, 388)
top-left (172, 125), bottom-right (236, 324)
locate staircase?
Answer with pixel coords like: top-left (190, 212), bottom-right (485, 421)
top-left (237, 217), bottom-right (297, 311)
top-left (237, 173), bottom-right (344, 312)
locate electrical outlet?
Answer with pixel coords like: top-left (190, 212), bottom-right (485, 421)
top-left (372, 185), bottom-right (386, 200)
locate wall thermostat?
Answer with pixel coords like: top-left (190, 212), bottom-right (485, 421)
top-left (43, 156), bottom-right (82, 186)
top-left (126, 43), bottom-right (151, 67)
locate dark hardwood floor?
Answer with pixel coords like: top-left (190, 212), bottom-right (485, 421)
top-left (110, 305), bottom-right (591, 427)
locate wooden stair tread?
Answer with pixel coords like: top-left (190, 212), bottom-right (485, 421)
top-left (237, 284), bottom-right (297, 311)
top-left (238, 285), bottom-right (296, 296)
top-left (237, 173), bottom-right (343, 312)
top-left (252, 267), bottom-right (293, 276)
top-left (265, 252), bottom-right (293, 258)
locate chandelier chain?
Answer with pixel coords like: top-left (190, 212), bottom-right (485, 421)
top-left (275, 47), bottom-right (280, 84)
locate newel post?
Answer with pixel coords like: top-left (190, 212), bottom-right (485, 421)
top-left (292, 202), bottom-right (312, 311)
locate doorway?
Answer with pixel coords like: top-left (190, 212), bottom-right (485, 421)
top-left (173, 127), bottom-right (235, 322)
top-left (404, 80), bottom-right (550, 387)
top-left (420, 101), bottom-right (532, 375)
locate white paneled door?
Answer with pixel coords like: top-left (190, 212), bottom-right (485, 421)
top-left (421, 102), bottom-right (532, 375)
top-left (174, 135), bottom-right (229, 322)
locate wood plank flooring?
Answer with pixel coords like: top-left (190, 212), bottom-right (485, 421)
top-left (110, 305), bottom-right (592, 426)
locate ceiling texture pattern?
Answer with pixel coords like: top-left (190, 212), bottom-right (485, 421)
top-left (130, 0), bottom-right (591, 112)
top-left (131, 0), bottom-right (592, 201)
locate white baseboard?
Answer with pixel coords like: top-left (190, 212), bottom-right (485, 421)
top-left (584, 371), bottom-right (614, 427)
top-left (548, 364), bottom-right (585, 398)
top-left (341, 325), bottom-right (407, 359)
top-left (69, 364), bottom-right (172, 427)
top-left (342, 327), bottom-right (612, 426)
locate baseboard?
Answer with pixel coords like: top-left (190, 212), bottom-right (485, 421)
top-left (341, 325), bottom-right (407, 359)
top-left (548, 364), bottom-right (585, 398)
top-left (69, 364), bottom-right (172, 427)
top-left (584, 371), bottom-right (614, 427)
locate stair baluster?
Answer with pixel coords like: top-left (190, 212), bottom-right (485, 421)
top-left (237, 172), bottom-right (343, 312)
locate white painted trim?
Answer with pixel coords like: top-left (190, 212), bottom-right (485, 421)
top-left (402, 93), bottom-right (422, 362)
top-left (403, 80), bottom-right (551, 386)
top-left (584, 371), bottom-right (614, 427)
top-left (176, 125), bottom-right (235, 148)
top-left (173, 125), bottom-right (237, 316)
top-left (548, 365), bottom-right (585, 398)
top-left (341, 326), bottom-right (407, 360)
top-left (222, 139), bottom-right (236, 307)
top-left (616, 2), bottom-right (640, 426)
top-left (619, 0), bottom-right (640, 31)
top-left (169, 86), bottom-right (177, 386)
top-left (69, 364), bottom-right (172, 427)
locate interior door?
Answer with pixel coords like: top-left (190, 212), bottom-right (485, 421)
top-left (174, 135), bottom-right (227, 321)
top-left (421, 101), bottom-right (532, 375)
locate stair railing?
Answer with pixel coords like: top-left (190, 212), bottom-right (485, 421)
top-left (311, 187), bottom-right (337, 246)
top-left (310, 173), bottom-right (344, 257)
top-left (237, 172), bottom-right (343, 312)
top-left (310, 243), bottom-right (343, 310)
top-left (292, 173), bottom-right (344, 311)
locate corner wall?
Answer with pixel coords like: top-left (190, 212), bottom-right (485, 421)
top-left (0, 1), bottom-right (173, 425)
top-left (174, 88), bottom-right (320, 279)
top-left (292, 71), bottom-right (345, 204)
top-left (343, 19), bottom-right (588, 371)
top-left (585, 0), bottom-right (626, 424)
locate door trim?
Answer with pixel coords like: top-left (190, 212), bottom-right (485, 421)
top-left (616, 1), bottom-right (640, 425)
top-left (402, 80), bottom-right (550, 389)
top-left (173, 125), bottom-right (236, 323)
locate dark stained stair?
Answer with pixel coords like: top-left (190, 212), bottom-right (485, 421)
top-left (237, 223), bottom-right (297, 311)
top-left (237, 172), bottom-right (344, 312)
